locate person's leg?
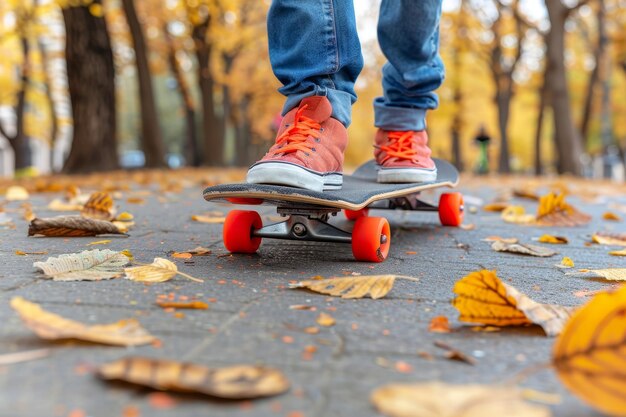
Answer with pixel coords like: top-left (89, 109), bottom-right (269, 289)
top-left (247, 0), bottom-right (363, 191)
top-left (373, 0), bottom-right (444, 183)
top-left (267, 0), bottom-right (363, 127)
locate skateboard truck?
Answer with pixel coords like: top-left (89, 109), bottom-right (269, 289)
top-left (254, 207), bottom-right (352, 243)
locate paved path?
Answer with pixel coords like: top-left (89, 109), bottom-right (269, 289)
top-left (0, 174), bottom-right (624, 417)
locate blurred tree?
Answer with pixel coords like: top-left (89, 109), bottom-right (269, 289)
top-left (121, 0), bottom-right (165, 168)
top-left (61, 0), bottom-right (118, 173)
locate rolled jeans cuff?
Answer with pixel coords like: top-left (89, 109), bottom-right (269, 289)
top-left (374, 97), bottom-right (427, 131)
top-left (283, 87), bottom-right (354, 128)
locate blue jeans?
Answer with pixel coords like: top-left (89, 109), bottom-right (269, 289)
top-left (267, 0), bottom-right (444, 131)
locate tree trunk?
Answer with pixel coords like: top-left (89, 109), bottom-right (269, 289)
top-left (121, 0), bottom-right (165, 168)
top-left (61, 1), bottom-right (118, 173)
top-left (496, 85), bottom-right (512, 173)
top-left (580, 0), bottom-right (606, 145)
top-left (163, 23), bottom-right (199, 166)
top-left (192, 18), bottom-right (224, 166)
top-left (11, 37), bottom-right (31, 170)
top-left (545, 1), bottom-right (584, 174)
top-left (37, 37), bottom-right (59, 172)
top-left (534, 81), bottom-right (548, 176)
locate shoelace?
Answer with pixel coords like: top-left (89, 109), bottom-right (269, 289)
top-left (271, 105), bottom-right (321, 156)
top-left (376, 131), bottom-right (419, 163)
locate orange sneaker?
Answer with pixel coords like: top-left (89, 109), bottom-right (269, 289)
top-left (374, 129), bottom-right (437, 183)
top-left (246, 96), bottom-right (347, 191)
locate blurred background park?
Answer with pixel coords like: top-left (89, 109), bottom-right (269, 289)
top-left (0, 0), bottom-right (624, 179)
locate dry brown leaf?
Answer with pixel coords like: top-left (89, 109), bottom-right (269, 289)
top-left (482, 202), bottom-right (509, 212)
top-left (125, 258), bottom-right (203, 283)
top-left (537, 235), bottom-right (568, 244)
top-left (33, 249), bottom-right (130, 281)
top-left (289, 275), bottom-right (418, 299)
top-left (453, 270), bottom-right (576, 336)
top-left (371, 382), bottom-right (551, 417)
top-left (172, 252), bottom-right (192, 259)
top-left (553, 285), bottom-right (626, 416)
top-left (609, 248), bottom-right (626, 256)
top-left (535, 193), bottom-right (591, 227)
top-left (316, 312), bottom-right (336, 327)
top-left (15, 250), bottom-right (48, 256)
top-left (11, 297), bottom-right (155, 346)
top-left (187, 246), bottom-right (211, 256)
top-left (501, 206), bottom-right (535, 224)
top-left (602, 211), bottom-right (621, 221)
top-left (428, 317), bottom-right (450, 333)
top-left (191, 214), bottom-right (227, 224)
top-left (513, 188), bottom-right (540, 200)
top-left (28, 216), bottom-right (124, 237)
top-left (491, 240), bottom-right (557, 257)
top-left (81, 191), bottom-right (116, 220)
top-left (99, 357), bottom-right (289, 399)
top-left (5, 186), bottom-right (29, 201)
top-left (592, 232), bottom-right (626, 246)
top-left (156, 301), bottom-right (209, 310)
top-left (566, 268), bottom-right (626, 281)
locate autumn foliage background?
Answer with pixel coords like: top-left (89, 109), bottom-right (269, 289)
top-left (0, 0), bottom-right (625, 177)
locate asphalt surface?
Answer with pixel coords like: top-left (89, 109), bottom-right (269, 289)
top-left (0, 173), bottom-right (624, 417)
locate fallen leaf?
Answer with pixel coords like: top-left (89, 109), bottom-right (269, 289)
top-left (5, 186), bottom-right (29, 201)
top-left (434, 340), bottom-right (476, 365)
top-left (501, 206), bottom-right (535, 224)
top-left (11, 297), bottom-right (155, 346)
top-left (428, 316), bottom-right (450, 333)
top-left (191, 214), bottom-right (227, 224)
top-left (112, 220), bottom-right (135, 233)
top-left (609, 248), bottom-right (626, 256)
top-left (186, 246), bottom-right (212, 256)
top-left (126, 197), bottom-right (145, 204)
top-left (115, 212), bottom-right (134, 221)
top-left (459, 223), bottom-right (475, 231)
top-left (452, 270), bottom-right (576, 336)
top-left (172, 252), bottom-right (192, 259)
top-left (99, 357), bottom-right (289, 399)
top-left (316, 312), bottom-right (336, 327)
top-left (81, 192), bottom-right (116, 220)
top-left (513, 188), bottom-right (540, 200)
top-left (87, 240), bottom-right (111, 246)
top-left (566, 268), bottom-right (626, 281)
top-left (15, 250), bottom-right (48, 256)
top-left (125, 258), bottom-right (203, 283)
top-left (482, 236), bottom-right (519, 244)
top-left (33, 249), bottom-right (130, 281)
top-left (491, 240), bottom-right (557, 257)
top-left (553, 285), bottom-right (626, 416)
top-left (121, 249), bottom-right (134, 261)
top-left (602, 211), bottom-right (621, 221)
top-left (28, 216), bottom-right (124, 237)
top-left (592, 232), bottom-right (626, 246)
top-left (556, 257), bottom-right (574, 269)
top-left (371, 382), bottom-right (551, 417)
top-left (47, 198), bottom-right (83, 211)
top-left (289, 275), bottom-right (419, 299)
top-left (535, 193), bottom-right (591, 227)
top-left (156, 301), bottom-right (209, 309)
top-left (483, 203), bottom-right (509, 212)
top-left (537, 235), bottom-right (568, 244)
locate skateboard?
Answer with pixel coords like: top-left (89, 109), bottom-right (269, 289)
top-left (203, 158), bottom-right (463, 263)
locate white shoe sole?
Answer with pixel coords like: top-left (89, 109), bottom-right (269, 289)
top-left (377, 167), bottom-right (437, 183)
top-left (246, 162), bottom-right (342, 192)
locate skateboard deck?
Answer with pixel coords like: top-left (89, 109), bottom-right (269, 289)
top-left (203, 158), bottom-right (459, 210)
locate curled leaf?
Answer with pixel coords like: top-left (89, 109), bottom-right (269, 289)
top-left (99, 357), bottom-right (289, 399)
top-left (602, 212), bottom-right (621, 221)
top-left (28, 216), bottom-right (124, 237)
top-left (535, 193), bottom-right (591, 227)
top-left (453, 270), bottom-right (576, 336)
top-left (491, 240), bottom-right (557, 257)
top-left (553, 285), bottom-right (626, 416)
top-left (81, 191), bottom-right (116, 220)
top-left (537, 235), bottom-right (568, 244)
top-left (11, 297), bottom-right (155, 346)
top-left (33, 249), bottom-right (130, 281)
top-left (592, 232), bottom-right (626, 247)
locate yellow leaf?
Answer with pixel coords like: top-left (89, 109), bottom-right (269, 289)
top-left (482, 236), bottom-right (519, 244)
top-left (156, 301), bottom-right (209, 309)
top-left (125, 258), bottom-right (202, 283)
top-left (112, 220), bottom-right (134, 233)
top-left (289, 275), bottom-right (418, 299)
top-left (47, 198), bottom-right (83, 211)
top-left (553, 285), bottom-right (626, 416)
top-left (120, 249), bottom-right (134, 261)
top-left (602, 211), bottom-right (621, 221)
top-left (371, 382), bottom-right (551, 417)
top-left (501, 206), bottom-right (535, 224)
top-left (453, 270), bottom-right (576, 336)
top-left (5, 186), bottom-right (30, 201)
top-left (609, 248), bottom-right (626, 257)
top-left (191, 215), bottom-right (227, 224)
top-left (316, 312), bottom-right (336, 327)
top-left (10, 297), bottom-right (155, 346)
top-left (537, 235), bottom-right (568, 244)
top-left (99, 357), bottom-right (289, 399)
top-left (557, 257), bottom-right (574, 268)
top-left (483, 203), bottom-right (509, 212)
top-left (535, 193), bottom-right (591, 227)
top-left (592, 232), bottom-right (626, 247)
top-left (87, 240), bottom-right (111, 246)
top-left (115, 212), bottom-right (134, 221)
top-left (81, 192), bottom-right (116, 221)
top-left (33, 249), bottom-right (130, 281)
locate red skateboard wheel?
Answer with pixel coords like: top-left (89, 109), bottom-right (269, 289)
top-left (438, 192), bottom-right (464, 227)
top-left (352, 217), bottom-right (391, 262)
top-left (223, 210), bottom-right (262, 253)
top-left (344, 208), bottom-right (369, 221)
